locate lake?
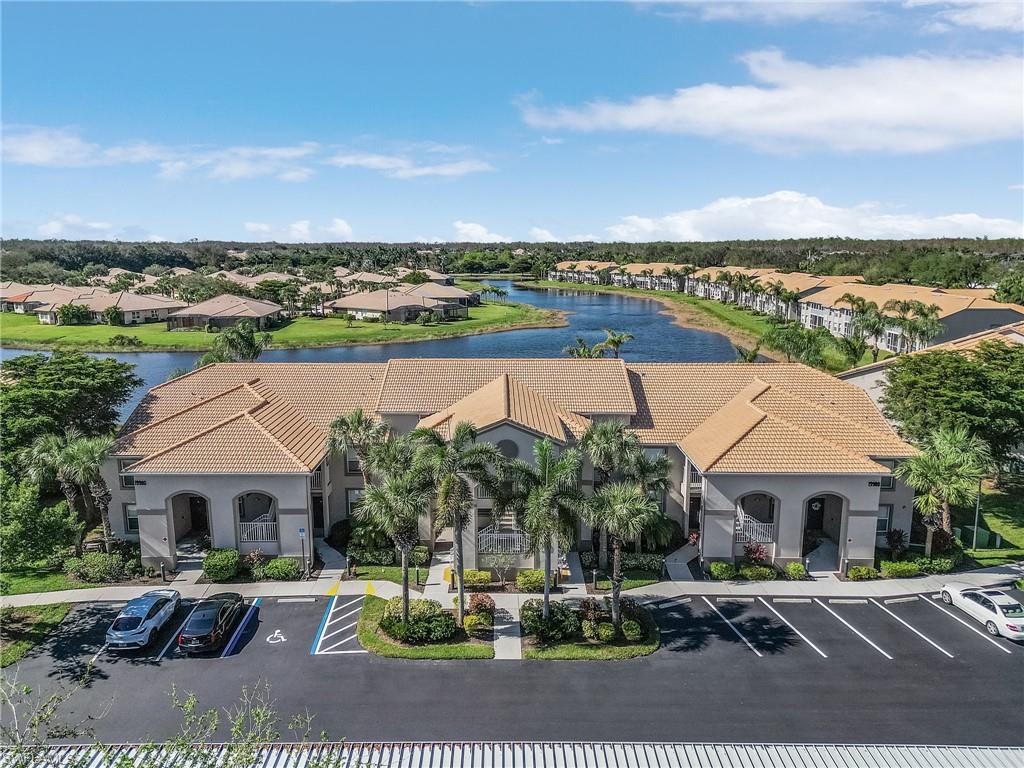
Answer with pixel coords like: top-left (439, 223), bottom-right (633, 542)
top-left (0, 280), bottom-right (737, 415)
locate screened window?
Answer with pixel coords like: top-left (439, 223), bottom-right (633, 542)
top-left (124, 503), bottom-right (139, 533)
top-left (118, 458), bottom-right (136, 488)
top-left (876, 504), bottom-right (893, 535)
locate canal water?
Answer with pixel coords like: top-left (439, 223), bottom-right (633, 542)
top-left (1, 280), bottom-right (737, 415)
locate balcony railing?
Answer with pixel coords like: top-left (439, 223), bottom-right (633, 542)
top-left (240, 512), bottom-right (278, 543)
top-left (689, 468), bottom-right (702, 486)
top-left (311, 467), bottom-right (323, 490)
top-left (478, 524), bottom-right (531, 554)
top-left (734, 514), bottom-right (774, 544)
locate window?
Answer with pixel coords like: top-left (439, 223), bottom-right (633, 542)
top-left (877, 459), bottom-right (895, 490)
top-left (124, 503), bottom-right (139, 532)
top-left (496, 440), bottom-right (519, 460)
top-left (118, 458), bottom-right (136, 488)
top-left (876, 504), bottom-right (893, 535)
top-left (345, 449), bottom-right (361, 474)
top-left (346, 488), bottom-right (364, 516)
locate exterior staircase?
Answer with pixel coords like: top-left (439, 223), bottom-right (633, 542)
top-left (665, 542), bottom-right (698, 581)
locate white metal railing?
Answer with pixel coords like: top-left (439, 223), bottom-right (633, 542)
top-left (689, 468), bottom-right (702, 485)
top-left (240, 520), bottom-right (279, 543)
top-left (478, 524), bottom-right (532, 554)
top-left (312, 468), bottom-right (323, 490)
top-left (735, 514), bottom-right (774, 544)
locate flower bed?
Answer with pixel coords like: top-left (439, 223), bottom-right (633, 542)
top-left (521, 597), bottom-right (660, 660)
top-left (357, 596), bottom-right (493, 659)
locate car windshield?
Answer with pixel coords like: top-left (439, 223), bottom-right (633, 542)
top-left (186, 610), bottom-right (218, 633)
top-left (999, 604), bottom-right (1024, 618)
top-left (111, 616), bottom-right (143, 632)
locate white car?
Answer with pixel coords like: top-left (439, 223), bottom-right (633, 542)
top-left (940, 582), bottom-right (1024, 640)
top-left (105, 589), bottom-right (181, 650)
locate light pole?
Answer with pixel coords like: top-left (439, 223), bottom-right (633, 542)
top-left (971, 478), bottom-right (982, 551)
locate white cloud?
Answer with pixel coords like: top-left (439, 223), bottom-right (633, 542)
top-left (528, 226), bottom-right (557, 241)
top-left (287, 220), bottom-right (312, 242)
top-left (521, 49), bottom-right (1023, 153)
top-left (906, 1), bottom-right (1024, 32)
top-left (604, 190), bottom-right (1024, 241)
top-left (453, 220), bottom-right (510, 243)
top-left (676, 1), bottom-right (875, 24)
top-left (244, 222), bottom-right (273, 234)
top-left (3, 126), bottom-right (167, 168)
top-left (323, 218), bottom-right (354, 240)
top-left (1010, 184), bottom-right (1024, 191)
top-left (540, 136), bottom-right (565, 145)
top-left (37, 214), bottom-right (113, 238)
top-left (328, 152), bottom-right (493, 179)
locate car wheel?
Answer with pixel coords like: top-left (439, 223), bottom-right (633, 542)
top-left (986, 621), bottom-right (1000, 637)
top-left (941, 591), bottom-right (952, 604)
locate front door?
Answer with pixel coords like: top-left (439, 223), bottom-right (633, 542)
top-left (312, 493), bottom-right (325, 535)
top-left (806, 497), bottom-right (825, 530)
top-left (189, 496), bottom-right (209, 534)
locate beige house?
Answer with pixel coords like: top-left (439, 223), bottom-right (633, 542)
top-left (610, 263), bottom-right (692, 291)
top-left (166, 294), bottom-right (283, 330)
top-left (325, 289), bottom-right (466, 321)
top-left (395, 267), bottom-right (453, 285)
top-left (396, 282), bottom-right (478, 307)
top-left (6, 285), bottom-right (186, 325)
top-left (547, 261), bottom-right (618, 284)
top-left (105, 359), bottom-right (914, 576)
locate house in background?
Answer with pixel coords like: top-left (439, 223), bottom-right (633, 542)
top-left (325, 288), bottom-right (465, 322)
top-left (396, 282), bottom-right (478, 307)
top-left (395, 267), bottom-right (453, 285)
top-left (547, 261), bottom-right (618, 284)
top-left (610, 263), bottom-right (690, 291)
top-left (33, 291), bottom-right (186, 325)
top-left (105, 359), bottom-right (914, 577)
top-left (166, 294), bottom-right (283, 330)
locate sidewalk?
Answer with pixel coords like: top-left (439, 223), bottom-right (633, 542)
top-left (2, 561), bottom-right (1020, 609)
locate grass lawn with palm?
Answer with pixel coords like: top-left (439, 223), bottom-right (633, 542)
top-left (356, 595), bottom-right (494, 659)
top-left (522, 609), bottom-right (660, 660)
top-left (0, 301), bottom-right (560, 352)
top-left (594, 569), bottom-right (661, 591)
top-left (0, 603), bottom-right (71, 667)
top-left (350, 565), bottom-right (427, 589)
top-left (953, 477), bottom-right (1024, 567)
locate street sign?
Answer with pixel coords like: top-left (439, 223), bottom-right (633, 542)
top-left (298, 527), bottom-right (306, 539)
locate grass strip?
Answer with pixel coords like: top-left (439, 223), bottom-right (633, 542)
top-left (356, 595), bottom-right (494, 659)
top-left (0, 603), bottom-right (71, 667)
top-left (523, 609), bottom-right (660, 661)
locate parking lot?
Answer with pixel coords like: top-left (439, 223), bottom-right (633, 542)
top-left (8, 588), bottom-right (1024, 746)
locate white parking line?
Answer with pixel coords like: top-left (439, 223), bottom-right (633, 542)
top-left (701, 596), bottom-right (762, 657)
top-left (716, 597), bottom-right (754, 603)
top-left (324, 606), bottom-right (362, 627)
top-left (813, 598), bottom-right (893, 660)
top-left (922, 597), bottom-right (1013, 655)
top-left (312, 596), bottom-right (366, 655)
top-left (869, 598), bottom-right (954, 659)
top-left (159, 604), bottom-right (198, 660)
top-left (89, 645), bottom-right (107, 664)
top-left (757, 597), bottom-right (828, 659)
top-left (773, 598), bottom-right (811, 604)
top-left (277, 597), bottom-right (316, 603)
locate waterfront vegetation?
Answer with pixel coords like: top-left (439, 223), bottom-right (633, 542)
top-left (0, 301), bottom-right (561, 352)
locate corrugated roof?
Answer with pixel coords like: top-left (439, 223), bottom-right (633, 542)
top-left (6, 742), bottom-right (1021, 768)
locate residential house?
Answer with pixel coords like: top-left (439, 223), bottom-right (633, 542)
top-left (0, 281), bottom-right (41, 311)
top-left (106, 359), bottom-right (914, 576)
top-left (396, 282), bottom-right (478, 307)
top-left (32, 291), bottom-right (186, 325)
top-left (609, 263), bottom-right (692, 291)
top-left (211, 270), bottom-right (301, 288)
top-left (546, 261), bottom-right (618, 284)
top-left (325, 288), bottom-right (466, 321)
top-left (340, 271), bottom-right (399, 289)
top-left (166, 294), bottom-right (283, 330)
top-left (741, 272), bottom-right (861, 319)
top-left (395, 267), bottom-right (453, 285)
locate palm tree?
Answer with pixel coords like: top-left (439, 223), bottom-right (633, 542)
top-left (357, 460), bottom-right (430, 626)
top-left (580, 421), bottom-right (641, 568)
top-left (895, 425), bottom-right (991, 539)
top-left (909, 303), bottom-right (942, 351)
top-left (327, 409), bottom-right (391, 486)
top-left (562, 336), bottom-right (606, 358)
top-left (882, 299), bottom-right (918, 354)
top-left (501, 439), bottom-right (587, 619)
top-left (622, 449), bottom-right (673, 551)
top-left (833, 334), bottom-right (869, 367)
top-left (198, 319), bottom-right (273, 365)
top-left (733, 343), bottom-right (761, 362)
top-left (840, 295), bottom-right (887, 362)
top-left (411, 422), bottom-right (503, 624)
top-left (65, 434), bottom-right (116, 552)
top-left (585, 482), bottom-right (659, 627)
top-left (20, 428), bottom-right (92, 553)
top-left (595, 328), bottom-right (634, 358)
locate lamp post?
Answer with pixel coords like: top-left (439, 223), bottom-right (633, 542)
top-left (971, 478), bottom-right (982, 551)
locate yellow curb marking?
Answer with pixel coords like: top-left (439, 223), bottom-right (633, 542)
top-left (366, 582), bottom-right (376, 596)
top-left (326, 580), bottom-right (340, 597)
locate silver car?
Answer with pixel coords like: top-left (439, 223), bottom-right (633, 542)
top-left (940, 582), bottom-right (1024, 640)
top-left (105, 589), bottom-right (181, 650)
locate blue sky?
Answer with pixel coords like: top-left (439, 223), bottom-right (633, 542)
top-left (2, 1), bottom-right (1022, 243)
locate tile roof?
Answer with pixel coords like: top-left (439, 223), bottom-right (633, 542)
top-left (616, 262), bottom-right (692, 276)
top-left (326, 289), bottom-right (448, 312)
top-left (805, 282), bottom-right (1024, 318)
top-left (417, 373), bottom-right (591, 443)
top-left (553, 261), bottom-right (618, 271)
top-left (167, 294), bottom-right (282, 319)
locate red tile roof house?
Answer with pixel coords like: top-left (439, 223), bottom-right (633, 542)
top-left (165, 294), bottom-right (284, 330)
top-left (6, 285), bottom-right (186, 325)
top-left (104, 359), bottom-right (914, 576)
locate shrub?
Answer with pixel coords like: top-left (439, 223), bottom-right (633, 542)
top-left (380, 597), bottom-right (457, 643)
top-left (515, 569), bottom-right (546, 593)
top-left (709, 561), bottom-right (737, 580)
top-left (596, 622), bottom-right (616, 643)
top-left (913, 556), bottom-right (955, 575)
top-left (620, 552), bottom-right (665, 572)
top-left (463, 614), bottom-right (487, 635)
top-left (886, 528), bottom-right (908, 560)
top-left (738, 565), bottom-right (776, 581)
top-left (847, 565), bottom-right (879, 581)
top-left (410, 545), bottom-right (430, 567)
top-left (242, 549), bottom-right (269, 580)
top-left (109, 334), bottom-right (142, 347)
top-left (621, 619), bottom-right (643, 642)
top-left (462, 569), bottom-right (492, 589)
top-left (782, 561), bottom-right (806, 581)
top-left (743, 541), bottom-right (768, 565)
top-left (579, 597), bottom-right (603, 623)
top-left (619, 597), bottom-right (643, 622)
top-left (579, 551), bottom-right (597, 570)
top-left (202, 548), bottom-right (239, 582)
top-left (64, 552), bottom-right (136, 583)
top-left (520, 599), bottom-right (580, 643)
top-left (264, 557), bottom-right (302, 581)
top-left (1016, 579), bottom-right (1024, 592)
top-left (468, 593), bottom-right (495, 620)
top-left (581, 619), bottom-right (598, 640)
top-left (349, 519), bottom-right (391, 550)
top-left (880, 560), bottom-right (921, 578)
top-left (326, 519), bottom-right (351, 553)
top-left (347, 546), bottom-right (394, 566)
top-left (930, 528), bottom-right (956, 556)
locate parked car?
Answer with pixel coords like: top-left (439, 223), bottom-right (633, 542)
top-left (177, 592), bottom-right (245, 654)
top-left (940, 582), bottom-right (1024, 640)
top-left (105, 589), bottom-right (181, 650)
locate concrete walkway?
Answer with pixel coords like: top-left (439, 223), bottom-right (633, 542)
top-left (664, 543), bottom-right (698, 581)
top-left (2, 561), bottom-right (1020, 609)
top-left (315, 537), bottom-right (347, 581)
top-left (561, 552), bottom-right (588, 597)
top-left (491, 593), bottom-right (523, 660)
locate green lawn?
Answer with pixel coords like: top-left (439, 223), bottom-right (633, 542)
top-left (953, 477), bottom-right (1024, 567)
top-left (595, 569), bottom-right (661, 591)
top-left (356, 596), bottom-right (494, 659)
top-left (0, 603), bottom-right (71, 667)
top-left (0, 300), bottom-right (560, 352)
top-left (522, 610), bottom-right (660, 660)
top-left (351, 565), bottom-right (427, 589)
top-left (0, 563), bottom-right (88, 596)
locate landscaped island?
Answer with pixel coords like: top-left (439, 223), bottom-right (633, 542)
top-left (0, 300), bottom-right (564, 353)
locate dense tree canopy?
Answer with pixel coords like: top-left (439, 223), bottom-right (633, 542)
top-left (0, 352), bottom-right (141, 465)
top-left (881, 342), bottom-right (1024, 465)
top-left (994, 268), bottom-right (1024, 305)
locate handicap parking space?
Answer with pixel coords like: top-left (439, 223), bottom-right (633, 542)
top-left (310, 594), bottom-right (367, 655)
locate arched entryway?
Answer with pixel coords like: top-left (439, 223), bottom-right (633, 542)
top-left (168, 492), bottom-right (211, 558)
top-left (803, 494), bottom-right (845, 572)
top-left (236, 491), bottom-right (279, 547)
top-left (736, 492), bottom-right (777, 548)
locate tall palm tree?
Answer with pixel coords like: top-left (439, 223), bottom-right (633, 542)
top-left (501, 439), bottom-right (587, 619)
top-left (833, 334), bottom-right (869, 367)
top-left (357, 461), bottom-right (430, 626)
top-left (580, 421), bottom-right (641, 568)
top-left (622, 449), bottom-right (673, 551)
top-left (411, 422), bottom-right (503, 624)
top-left (585, 482), bottom-right (659, 627)
top-left (562, 336), bottom-right (606, 358)
top-left (65, 434), bottom-right (116, 552)
top-left (595, 328), bottom-right (634, 358)
top-left (895, 425), bottom-right (991, 538)
top-left (327, 409), bottom-right (391, 486)
top-left (840, 296), bottom-right (887, 362)
top-left (197, 319), bottom-right (273, 366)
top-left (21, 428), bottom-right (90, 553)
